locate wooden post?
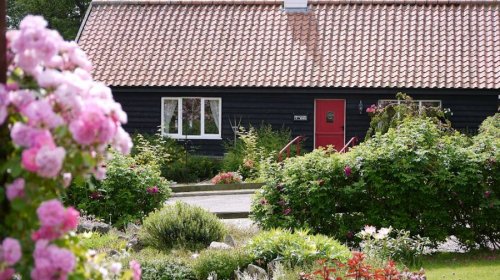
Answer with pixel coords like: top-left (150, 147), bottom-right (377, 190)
top-left (0, 0), bottom-right (5, 83)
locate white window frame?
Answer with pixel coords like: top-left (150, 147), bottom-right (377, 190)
top-left (378, 99), bottom-right (442, 112)
top-left (161, 97), bottom-right (222, 140)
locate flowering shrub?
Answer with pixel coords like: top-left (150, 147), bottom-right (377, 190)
top-left (65, 151), bottom-right (171, 227)
top-left (211, 171), bottom-right (242, 184)
top-left (245, 229), bottom-right (351, 267)
top-left (302, 252), bottom-right (427, 280)
top-left (0, 16), bottom-right (139, 278)
top-left (357, 226), bottom-right (431, 267)
top-left (251, 116), bottom-right (499, 248)
top-left (365, 92), bottom-right (452, 140)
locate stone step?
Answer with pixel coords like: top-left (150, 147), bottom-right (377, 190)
top-left (172, 189), bottom-right (257, 197)
top-left (170, 182), bottom-right (263, 193)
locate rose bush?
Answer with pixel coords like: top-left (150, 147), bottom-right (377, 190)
top-left (0, 15), bottom-right (140, 279)
top-left (251, 115), bottom-right (499, 248)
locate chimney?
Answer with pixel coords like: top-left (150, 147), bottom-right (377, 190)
top-left (283, 0), bottom-right (308, 13)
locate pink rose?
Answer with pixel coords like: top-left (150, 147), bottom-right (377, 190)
top-left (22, 99), bottom-right (63, 129)
top-left (0, 268), bottom-right (15, 280)
top-left (1, 238), bottom-right (22, 265)
top-left (62, 173), bottom-right (72, 188)
top-left (37, 199), bottom-right (66, 228)
top-left (36, 69), bottom-right (64, 88)
top-left (10, 123), bottom-right (50, 147)
top-left (31, 240), bottom-right (75, 280)
top-left (129, 260), bottom-right (141, 280)
top-left (0, 85), bottom-right (9, 125)
top-left (21, 148), bottom-right (39, 172)
top-left (35, 146), bottom-right (65, 178)
top-left (69, 101), bottom-right (117, 145)
top-left (6, 178), bottom-right (25, 201)
top-left (9, 89), bottom-right (35, 111)
top-left (62, 207), bottom-right (79, 232)
top-left (113, 127), bottom-right (133, 155)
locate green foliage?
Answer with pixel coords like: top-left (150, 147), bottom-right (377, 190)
top-left (252, 115), bottom-right (500, 248)
top-left (132, 132), bottom-right (221, 183)
top-left (141, 261), bottom-right (196, 280)
top-left (8, 0), bottom-right (91, 39)
top-left (365, 92), bottom-right (451, 140)
top-left (162, 155), bottom-right (222, 184)
top-left (192, 248), bottom-right (253, 280)
top-left (245, 229), bottom-right (351, 267)
top-left (139, 202), bottom-right (227, 251)
top-left (78, 232), bottom-right (127, 253)
top-left (65, 151), bottom-right (171, 228)
top-left (223, 124), bottom-right (295, 180)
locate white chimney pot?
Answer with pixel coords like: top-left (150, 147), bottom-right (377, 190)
top-left (284, 0), bottom-right (308, 10)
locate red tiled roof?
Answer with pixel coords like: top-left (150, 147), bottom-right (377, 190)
top-left (78, 0), bottom-right (500, 88)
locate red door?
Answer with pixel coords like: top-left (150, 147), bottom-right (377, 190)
top-left (315, 99), bottom-right (345, 151)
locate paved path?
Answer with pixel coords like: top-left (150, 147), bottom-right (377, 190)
top-left (167, 193), bottom-right (253, 214)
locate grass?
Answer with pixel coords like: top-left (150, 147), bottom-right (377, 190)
top-left (422, 250), bottom-right (500, 280)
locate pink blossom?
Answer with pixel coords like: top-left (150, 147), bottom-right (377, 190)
top-left (37, 199), bottom-right (66, 228)
top-left (129, 260), bottom-right (141, 280)
top-left (147, 186), bottom-right (159, 194)
top-left (36, 69), bottom-right (64, 88)
top-left (366, 104), bottom-right (377, 113)
top-left (62, 207), bottom-right (79, 232)
top-left (113, 127), bottom-right (133, 155)
top-left (22, 99), bottom-right (63, 129)
top-left (53, 84), bottom-right (83, 118)
top-left (21, 148), bottom-right (39, 172)
top-left (6, 178), bottom-right (25, 201)
top-left (0, 268), bottom-right (14, 280)
top-left (10, 123), bottom-right (44, 147)
top-left (344, 166), bottom-right (352, 177)
top-left (69, 101), bottom-right (117, 145)
top-left (9, 89), bottom-right (35, 111)
top-left (31, 240), bottom-right (75, 280)
top-left (283, 208), bottom-right (292, 215)
top-left (0, 85), bottom-right (8, 125)
top-left (2, 238), bottom-right (22, 265)
top-left (35, 146), bottom-right (65, 178)
top-left (33, 200), bottom-right (79, 241)
top-left (62, 173), bottom-right (72, 188)
top-left (19, 15), bottom-right (47, 29)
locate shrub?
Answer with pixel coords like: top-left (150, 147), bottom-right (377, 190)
top-left (211, 172), bottom-right (243, 184)
top-left (223, 124), bottom-right (296, 180)
top-left (139, 202), bottom-right (226, 251)
top-left (65, 151), bottom-right (171, 228)
top-left (245, 229), bottom-right (351, 267)
top-left (132, 132), bottom-right (222, 183)
top-left (251, 116), bottom-right (499, 248)
top-left (192, 248), bottom-right (253, 280)
top-left (162, 155), bottom-right (222, 183)
top-left (141, 261), bottom-right (196, 280)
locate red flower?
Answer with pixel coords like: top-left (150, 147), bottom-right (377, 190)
top-left (283, 208), bottom-right (292, 215)
top-left (147, 186), bottom-right (159, 194)
top-left (366, 104), bottom-right (377, 113)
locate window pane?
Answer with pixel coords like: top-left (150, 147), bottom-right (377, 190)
top-left (182, 98), bottom-right (201, 136)
top-left (204, 99), bottom-right (220, 134)
top-left (163, 99), bottom-right (178, 134)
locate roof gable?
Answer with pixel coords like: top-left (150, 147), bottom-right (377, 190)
top-left (78, 0), bottom-right (500, 88)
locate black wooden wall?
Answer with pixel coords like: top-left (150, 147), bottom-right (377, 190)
top-left (112, 87), bottom-right (499, 156)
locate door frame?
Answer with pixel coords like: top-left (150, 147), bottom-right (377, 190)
top-left (313, 99), bottom-right (346, 149)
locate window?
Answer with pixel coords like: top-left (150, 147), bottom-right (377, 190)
top-left (378, 99), bottom-right (441, 112)
top-left (162, 97), bottom-right (221, 139)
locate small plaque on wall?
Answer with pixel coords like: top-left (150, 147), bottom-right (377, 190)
top-left (294, 115), bottom-right (308, 121)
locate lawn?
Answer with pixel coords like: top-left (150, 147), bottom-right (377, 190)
top-left (422, 250), bottom-right (500, 280)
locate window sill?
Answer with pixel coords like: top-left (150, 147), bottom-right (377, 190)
top-left (163, 134), bottom-right (222, 140)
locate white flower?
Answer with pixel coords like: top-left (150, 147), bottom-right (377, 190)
top-left (109, 262), bottom-right (122, 275)
top-left (374, 227), bottom-right (392, 239)
top-left (363, 225), bottom-right (377, 236)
